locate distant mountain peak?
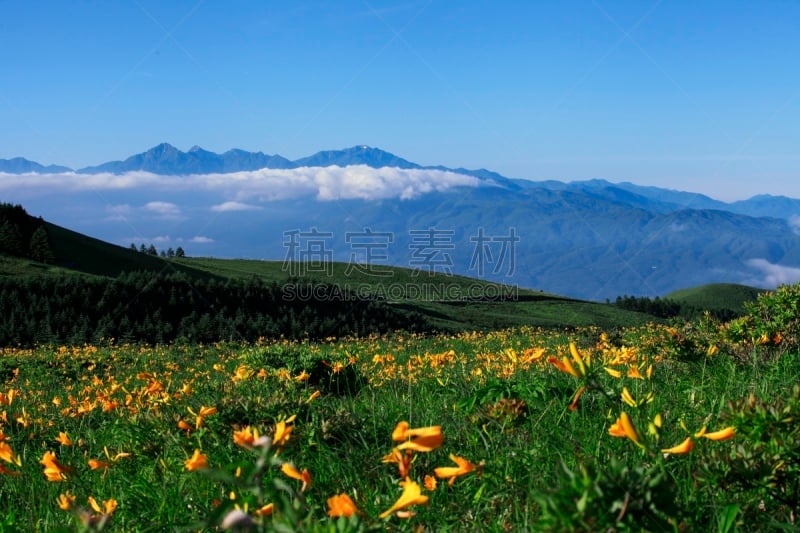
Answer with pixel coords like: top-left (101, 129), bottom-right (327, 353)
top-left (151, 142), bottom-right (178, 152)
top-left (0, 157), bottom-right (73, 174)
top-left (293, 146), bottom-right (421, 169)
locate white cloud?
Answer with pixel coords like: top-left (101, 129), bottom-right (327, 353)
top-left (0, 165), bottom-right (482, 202)
top-left (211, 201), bottom-right (262, 212)
top-left (189, 236), bottom-right (214, 244)
top-left (744, 258), bottom-right (800, 287)
top-left (144, 201), bottom-right (182, 219)
top-left (789, 215), bottom-right (800, 235)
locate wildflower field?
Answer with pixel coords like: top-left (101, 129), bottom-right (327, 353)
top-left (1, 284), bottom-right (800, 532)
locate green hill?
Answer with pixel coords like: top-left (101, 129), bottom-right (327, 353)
top-left (666, 283), bottom-right (764, 316)
top-left (173, 257), bottom-right (655, 330)
top-left (0, 208), bottom-right (663, 339)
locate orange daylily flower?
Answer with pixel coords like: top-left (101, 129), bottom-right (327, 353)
top-left (382, 448), bottom-right (413, 478)
top-left (396, 433), bottom-right (444, 452)
top-left (701, 426), bottom-right (735, 441)
top-left (434, 454), bottom-right (477, 486)
top-left (57, 492), bottom-right (76, 511)
top-left (254, 503), bottom-right (274, 517)
top-left (184, 449), bottom-right (208, 471)
top-left (424, 474), bottom-right (437, 491)
top-left (88, 496), bottom-right (118, 515)
top-left (379, 478), bottom-right (429, 520)
top-left (55, 432), bottom-right (73, 446)
top-left (198, 406), bottom-right (218, 417)
top-left (627, 365), bottom-right (644, 379)
top-left (305, 390), bottom-right (321, 403)
top-left (232, 364), bottom-right (253, 382)
top-left (547, 356), bottom-right (581, 378)
top-left (190, 405), bottom-right (218, 430)
top-left (0, 389), bottom-right (17, 406)
top-left (327, 493), bottom-right (358, 518)
top-left (0, 441), bottom-right (20, 466)
top-left (233, 426), bottom-right (261, 448)
top-left (391, 421), bottom-right (411, 442)
top-left (281, 463), bottom-right (312, 492)
top-left (548, 343), bottom-right (590, 379)
top-left (608, 412), bottom-right (643, 447)
top-left (273, 414), bottom-right (297, 450)
top-left (41, 451), bottom-right (73, 481)
top-left (88, 459), bottom-right (111, 472)
top-left (661, 437), bottom-right (695, 455)
top-left (391, 421), bottom-right (444, 452)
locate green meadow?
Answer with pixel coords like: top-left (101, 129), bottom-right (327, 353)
top-left (0, 281), bottom-right (798, 531)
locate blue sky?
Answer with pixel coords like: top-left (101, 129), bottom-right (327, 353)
top-left (1, 0), bottom-right (799, 201)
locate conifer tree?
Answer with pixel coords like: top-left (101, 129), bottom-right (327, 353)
top-left (29, 226), bottom-right (56, 264)
top-left (0, 221), bottom-right (25, 256)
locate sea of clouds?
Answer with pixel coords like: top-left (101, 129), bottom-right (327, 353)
top-left (0, 165), bottom-right (481, 202)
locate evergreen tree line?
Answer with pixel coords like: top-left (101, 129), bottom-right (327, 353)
top-left (611, 294), bottom-right (740, 321)
top-left (0, 203), bottom-right (55, 263)
top-left (0, 272), bottom-right (431, 346)
top-left (130, 243), bottom-right (185, 258)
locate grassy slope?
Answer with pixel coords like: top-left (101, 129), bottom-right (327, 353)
top-left (666, 283), bottom-right (764, 315)
top-left (45, 222), bottom-right (220, 280)
top-left (3, 220), bottom-right (659, 330)
top-left (177, 257), bottom-right (656, 330)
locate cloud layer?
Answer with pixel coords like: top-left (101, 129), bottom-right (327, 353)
top-left (744, 258), bottom-right (800, 287)
top-left (0, 165), bottom-right (481, 202)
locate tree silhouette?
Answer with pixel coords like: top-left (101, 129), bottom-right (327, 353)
top-left (0, 221), bottom-right (25, 256)
top-left (29, 226), bottom-right (56, 263)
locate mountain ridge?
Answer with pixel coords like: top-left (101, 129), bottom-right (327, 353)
top-left (2, 143), bottom-right (797, 209)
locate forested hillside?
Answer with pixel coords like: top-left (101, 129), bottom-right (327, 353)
top-left (0, 272), bottom-right (429, 346)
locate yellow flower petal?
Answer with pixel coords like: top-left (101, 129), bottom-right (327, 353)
top-left (621, 387), bottom-right (637, 408)
top-left (281, 463), bottom-right (311, 491)
top-left (662, 437), bottom-right (695, 455)
top-left (434, 454), bottom-right (477, 486)
top-left (702, 426), bottom-right (735, 441)
top-left (379, 478), bottom-right (429, 520)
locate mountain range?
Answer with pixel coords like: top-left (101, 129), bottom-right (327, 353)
top-left (2, 143), bottom-right (800, 300)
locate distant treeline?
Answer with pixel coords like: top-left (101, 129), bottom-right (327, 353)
top-left (0, 203), bottom-right (55, 263)
top-left (0, 272), bottom-right (431, 346)
top-left (611, 295), bottom-right (740, 321)
top-left (130, 243), bottom-right (185, 258)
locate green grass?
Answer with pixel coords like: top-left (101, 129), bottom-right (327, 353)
top-left (0, 317), bottom-right (798, 531)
